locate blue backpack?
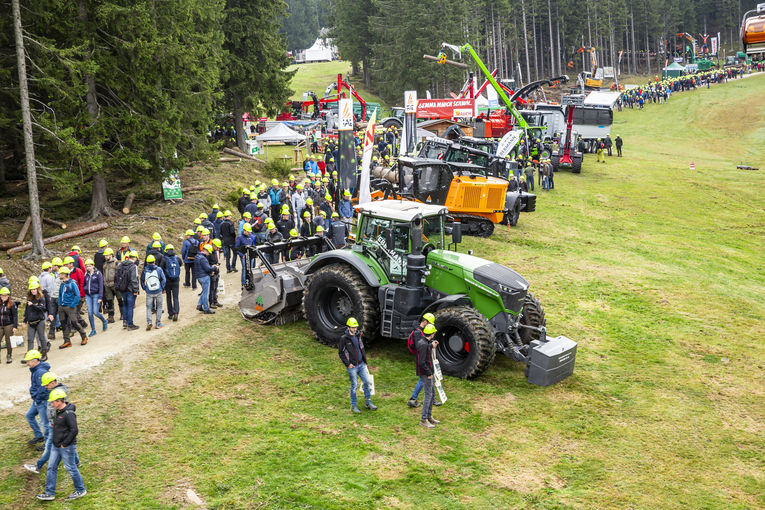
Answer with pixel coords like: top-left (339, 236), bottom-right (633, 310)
top-left (164, 256), bottom-right (181, 280)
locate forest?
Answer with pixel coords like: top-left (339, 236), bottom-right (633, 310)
top-left (281, 0), bottom-right (760, 102)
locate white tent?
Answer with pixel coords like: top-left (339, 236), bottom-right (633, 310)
top-left (303, 38), bottom-right (334, 62)
top-left (255, 123), bottom-right (306, 143)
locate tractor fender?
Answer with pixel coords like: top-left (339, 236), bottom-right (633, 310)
top-left (505, 191), bottom-right (521, 212)
top-left (380, 117), bottom-right (403, 129)
top-left (422, 294), bottom-right (473, 314)
top-left (303, 250), bottom-right (382, 288)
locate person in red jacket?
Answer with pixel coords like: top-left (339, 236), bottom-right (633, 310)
top-left (67, 246), bottom-right (86, 273)
top-left (63, 257), bottom-right (87, 329)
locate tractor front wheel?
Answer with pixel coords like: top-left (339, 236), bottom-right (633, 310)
top-left (303, 264), bottom-right (379, 347)
top-left (434, 306), bottom-right (496, 379)
top-left (519, 293), bottom-right (547, 345)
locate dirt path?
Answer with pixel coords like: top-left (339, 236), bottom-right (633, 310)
top-left (0, 266), bottom-right (243, 409)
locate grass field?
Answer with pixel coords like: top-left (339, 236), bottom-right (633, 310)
top-left (0, 75), bottom-right (763, 509)
top-left (287, 61), bottom-right (390, 113)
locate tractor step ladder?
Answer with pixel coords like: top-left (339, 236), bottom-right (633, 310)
top-left (381, 287), bottom-right (395, 337)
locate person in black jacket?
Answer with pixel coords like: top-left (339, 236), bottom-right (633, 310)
top-left (0, 287), bottom-right (19, 364)
top-left (338, 317), bottom-right (377, 413)
top-left (37, 388), bottom-right (86, 501)
top-left (23, 282), bottom-right (51, 361)
top-left (416, 324), bottom-right (439, 428)
top-left (219, 211), bottom-right (237, 272)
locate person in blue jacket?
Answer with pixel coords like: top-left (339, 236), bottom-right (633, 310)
top-left (57, 268), bottom-right (87, 348)
top-left (24, 350), bottom-right (51, 445)
top-left (181, 229), bottom-right (198, 290)
top-left (234, 223), bottom-right (254, 287)
top-left (207, 203), bottom-right (220, 223)
top-left (141, 255), bottom-right (166, 330)
top-left (339, 190), bottom-right (353, 220)
top-left (82, 259), bottom-right (107, 337)
top-left (194, 245), bottom-right (217, 314)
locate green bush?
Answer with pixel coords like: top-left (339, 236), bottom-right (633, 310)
top-left (262, 159), bottom-right (292, 180)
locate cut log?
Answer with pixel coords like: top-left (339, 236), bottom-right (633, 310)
top-left (423, 54), bottom-right (468, 68)
top-left (222, 147), bottom-right (265, 163)
top-left (218, 157), bottom-right (240, 162)
top-left (41, 216), bottom-right (67, 230)
top-left (7, 222), bottom-right (108, 255)
top-left (0, 241), bottom-right (22, 251)
top-left (16, 215), bottom-right (31, 242)
top-left (736, 165), bottom-right (759, 170)
top-left (122, 192), bottom-right (136, 214)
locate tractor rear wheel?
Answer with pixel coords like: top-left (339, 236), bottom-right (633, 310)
top-left (303, 264), bottom-right (379, 347)
top-left (519, 292), bottom-right (547, 345)
top-left (434, 306), bottom-right (496, 379)
top-left (508, 199), bottom-right (521, 227)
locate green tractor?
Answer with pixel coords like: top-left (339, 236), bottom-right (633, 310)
top-left (239, 200), bottom-right (576, 384)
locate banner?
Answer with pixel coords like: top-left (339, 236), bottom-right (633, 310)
top-left (495, 130), bottom-right (522, 159)
top-left (711, 36), bottom-right (718, 56)
top-left (358, 108), bottom-right (377, 205)
top-left (602, 66), bottom-right (615, 78)
top-left (162, 174), bottom-right (182, 200)
top-left (404, 90), bottom-right (417, 113)
top-left (338, 98), bottom-right (354, 131)
top-left (486, 85), bottom-right (499, 108)
top-left (416, 98), bottom-right (475, 119)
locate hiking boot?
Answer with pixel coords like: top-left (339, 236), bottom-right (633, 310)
top-left (172, 315), bottom-right (178, 322)
top-left (127, 324), bottom-right (139, 331)
top-left (351, 406), bottom-right (361, 414)
top-left (6, 355), bottom-right (11, 364)
top-left (27, 436), bottom-right (44, 445)
top-left (419, 419), bottom-right (435, 428)
top-left (196, 305), bottom-right (202, 311)
top-left (36, 493), bottom-right (55, 501)
top-left (107, 316), bottom-right (115, 324)
top-left (407, 399), bottom-right (419, 408)
top-left (40, 351), bottom-right (48, 362)
top-left (146, 324), bottom-right (152, 331)
top-left (183, 283), bottom-right (190, 288)
top-left (67, 490), bottom-right (87, 500)
top-left (46, 341), bottom-right (51, 350)
top-left (59, 341), bottom-right (72, 349)
top-left (36, 444), bottom-right (45, 451)
top-left (428, 417), bottom-right (440, 425)
top-left (203, 309), bottom-right (215, 314)
top-left (365, 401), bottom-right (378, 411)
top-left (434, 400), bottom-right (443, 406)
top-left (23, 463), bottom-right (40, 474)
top-left (80, 337), bottom-right (88, 346)
top-left (89, 330), bottom-right (97, 337)
top-left (155, 323), bottom-right (163, 329)
top-left (122, 321), bottom-right (127, 329)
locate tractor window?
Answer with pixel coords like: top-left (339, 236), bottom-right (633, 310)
top-left (415, 165), bottom-right (451, 204)
top-left (359, 217), bottom-right (392, 246)
top-left (420, 143), bottom-right (448, 160)
top-left (399, 165), bottom-right (414, 195)
top-left (422, 216), bottom-right (444, 249)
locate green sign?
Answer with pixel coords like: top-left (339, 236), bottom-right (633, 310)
top-left (162, 174), bottom-right (182, 200)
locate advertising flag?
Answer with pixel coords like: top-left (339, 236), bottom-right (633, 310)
top-left (358, 108), bottom-right (378, 205)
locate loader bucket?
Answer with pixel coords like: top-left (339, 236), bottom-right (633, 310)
top-left (238, 237), bottom-right (335, 325)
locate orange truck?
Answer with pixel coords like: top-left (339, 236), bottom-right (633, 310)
top-left (742, 3), bottom-right (765, 58)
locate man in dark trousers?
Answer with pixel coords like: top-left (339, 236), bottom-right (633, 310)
top-left (338, 317), bottom-right (377, 414)
top-left (160, 244), bottom-right (182, 322)
top-left (615, 135), bottom-right (623, 157)
top-left (416, 323), bottom-right (439, 428)
top-left (219, 211), bottom-right (237, 273)
top-left (36, 388), bottom-right (86, 501)
top-left (407, 313), bottom-right (436, 408)
top-left (605, 134), bottom-right (613, 156)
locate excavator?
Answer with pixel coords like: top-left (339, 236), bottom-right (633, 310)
top-left (742, 3), bottom-right (765, 58)
top-left (574, 46), bottom-right (602, 90)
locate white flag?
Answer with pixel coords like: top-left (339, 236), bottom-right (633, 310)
top-left (358, 108), bottom-right (378, 205)
top-left (400, 118), bottom-right (407, 156)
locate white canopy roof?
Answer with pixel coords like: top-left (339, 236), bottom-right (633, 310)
top-left (584, 91), bottom-right (622, 108)
top-left (255, 123), bottom-right (306, 143)
top-left (357, 200), bottom-right (448, 222)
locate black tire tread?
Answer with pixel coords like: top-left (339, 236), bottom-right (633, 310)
top-left (302, 264), bottom-right (379, 347)
top-left (519, 292), bottom-right (546, 345)
top-left (435, 306), bottom-right (495, 379)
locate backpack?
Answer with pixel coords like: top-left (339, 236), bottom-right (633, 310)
top-left (114, 263), bottom-right (130, 292)
top-left (144, 268), bottom-right (161, 292)
top-left (187, 239), bottom-right (199, 259)
top-left (164, 256), bottom-right (181, 280)
top-left (407, 328), bottom-right (421, 354)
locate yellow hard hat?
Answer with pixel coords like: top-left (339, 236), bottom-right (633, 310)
top-left (0, 287), bottom-right (9, 295)
top-left (121, 236), bottom-right (131, 244)
top-left (41, 261), bottom-right (52, 270)
top-left (346, 317), bottom-right (359, 328)
top-left (63, 256), bottom-right (75, 265)
top-left (152, 241), bottom-right (161, 248)
top-left (41, 371), bottom-right (57, 386)
top-left (24, 350), bottom-right (42, 361)
top-left (152, 232), bottom-right (162, 240)
top-left (224, 210), bottom-right (232, 217)
top-left (199, 213), bottom-right (207, 219)
top-left (272, 178), bottom-right (279, 185)
top-left (243, 212), bottom-right (252, 219)
top-left (213, 203), bottom-right (219, 209)
top-left (423, 324), bottom-right (437, 335)
top-left (216, 211), bottom-right (224, 218)
top-left (103, 248), bottom-right (114, 256)
top-left (48, 388), bottom-right (67, 402)
top-left (59, 267), bottom-right (71, 275)
top-left (289, 229), bottom-right (299, 237)
top-left (194, 218), bottom-right (202, 224)
top-left (423, 313), bottom-right (435, 324)
top-left (84, 259), bottom-right (94, 266)
top-left (243, 223), bottom-right (253, 232)
top-left (71, 245), bottom-right (81, 253)
top-left (28, 280), bottom-right (41, 290)
top-left (146, 254), bottom-right (156, 263)
top-left (316, 226), bottom-right (325, 233)
top-left (129, 250), bottom-right (139, 258)
top-left (98, 239), bottom-right (109, 248)
top-left (165, 244), bottom-right (175, 252)
top-left (185, 229), bottom-right (194, 236)
top-left (203, 244), bottom-right (213, 253)
top-left (212, 238), bottom-right (222, 248)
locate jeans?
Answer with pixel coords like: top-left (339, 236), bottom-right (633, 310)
top-left (165, 279), bottom-right (179, 316)
top-left (239, 256), bottom-right (247, 286)
top-left (145, 293), bottom-right (163, 325)
top-left (347, 362), bottom-right (372, 408)
top-left (45, 444), bottom-right (85, 495)
top-left (36, 423), bottom-right (79, 470)
top-left (197, 275), bottom-right (210, 311)
top-left (26, 401), bottom-right (49, 440)
top-left (420, 375), bottom-right (435, 421)
top-left (85, 294), bottom-right (107, 332)
top-left (210, 274), bottom-right (219, 305)
top-left (223, 244), bottom-right (236, 271)
top-left (525, 172), bottom-right (534, 191)
top-left (410, 377), bottom-right (423, 400)
top-left (121, 292), bottom-right (136, 326)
